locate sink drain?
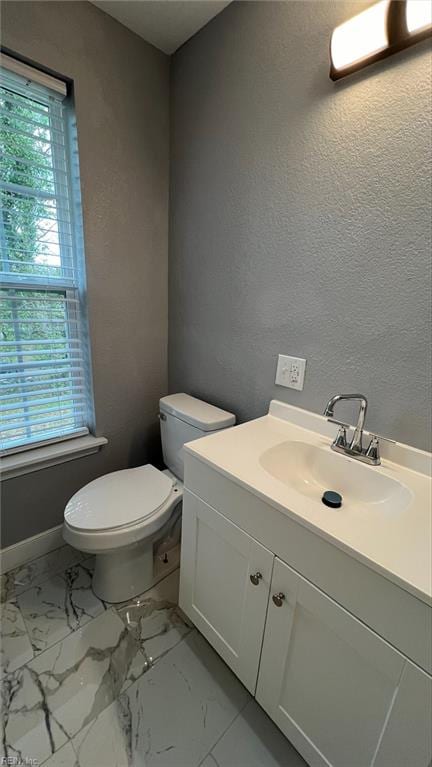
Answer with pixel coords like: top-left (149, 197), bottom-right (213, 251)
top-left (322, 490), bottom-right (342, 508)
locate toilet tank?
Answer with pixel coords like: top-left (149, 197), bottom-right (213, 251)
top-left (159, 393), bottom-right (235, 480)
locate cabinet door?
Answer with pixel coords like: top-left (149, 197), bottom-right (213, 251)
top-left (256, 558), bottom-right (407, 767)
top-left (179, 489), bottom-right (274, 694)
top-left (374, 660), bottom-right (432, 767)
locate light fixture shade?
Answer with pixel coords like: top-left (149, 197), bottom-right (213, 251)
top-left (406, 0), bottom-right (432, 33)
top-left (330, 0), bottom-right (432, 80)
top-left (330, 0), bottom-right (390, 73)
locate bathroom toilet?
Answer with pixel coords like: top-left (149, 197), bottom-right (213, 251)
top-left (63, 393), bottom-right (235, 603)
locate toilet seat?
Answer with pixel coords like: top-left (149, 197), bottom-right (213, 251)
top-left (65, 464), bottom-right (174, 532)
top-left (63, 464), bottom-right (182, 553)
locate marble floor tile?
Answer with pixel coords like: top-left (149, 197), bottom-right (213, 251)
top-left (1, 545), bottom-right (84, 603)
top-left (42, 742), bottom-right (79, 767)
top-left (0, 571), bottom-right (16, 604)
top-left (116, 569), bottom-right (193, 664)
top-left (209, 699), bottom-right (307, 767)
top-left (1, 609), bottom-right (148, 765)
top-left (200, 757), bottom-right (218, 767)
top-left (72, 699), bottom-right (136, 767)
top-left (2, 562), bottom-right (305, 767)
top-left (17, 563), bottom-right (106, 654)
top-left (72, 630), bottom-right (250, 767)
top-left (0, 601), bottom-right (34, 674)
top-left (1, 668), bottom-right (69, 765)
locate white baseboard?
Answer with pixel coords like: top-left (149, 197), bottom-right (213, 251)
top-left (1, 523), bottom-right (64, 573)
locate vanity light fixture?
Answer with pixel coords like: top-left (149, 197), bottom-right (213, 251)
top-left (329, 0), bottom-right (432, 80)
top-left (406, 0), bottom-right (432, 33)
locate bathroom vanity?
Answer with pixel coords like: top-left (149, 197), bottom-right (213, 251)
top-left (179, 401), bottom-right (432, 767)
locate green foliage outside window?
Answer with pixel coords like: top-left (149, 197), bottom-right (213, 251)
top-left (1, 88), bottom-right (77, 447)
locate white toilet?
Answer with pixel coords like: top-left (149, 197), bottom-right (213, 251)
top-left (63, 393), bottom-right (235, 603)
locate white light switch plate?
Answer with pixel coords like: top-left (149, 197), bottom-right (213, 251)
top-left (275, 354), bottom-right (306, 391)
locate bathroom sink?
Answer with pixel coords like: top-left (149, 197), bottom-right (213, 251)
top-left (184, 400), bottom-right (431, 602)
top-left (259, 440), bottom-right (413, 514)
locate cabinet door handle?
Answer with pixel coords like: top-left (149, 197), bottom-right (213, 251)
top-left (272, 592), bottom-right (285, 607)
top-left (250, 572), bottom-right (262, 586)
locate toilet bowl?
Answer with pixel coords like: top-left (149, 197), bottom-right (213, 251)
top-left (63, 393), bottom-right (235, 603)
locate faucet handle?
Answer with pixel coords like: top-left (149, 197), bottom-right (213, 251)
top-left (365, 433), bottom-right (396, 465)
top-left (368, 433), bottom-right (396, 445)
top-left (327, 418), bottom-right (351, 430)
top-left (327, 419), bottom-right (349, 448)
top-left (365, 435), bottom-right (380, 462)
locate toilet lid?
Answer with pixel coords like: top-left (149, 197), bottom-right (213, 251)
top-left (64, 465), bottom-right (173, 532)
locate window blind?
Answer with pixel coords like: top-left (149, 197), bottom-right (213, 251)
top-left (0, 60), bottom-right (94, 453)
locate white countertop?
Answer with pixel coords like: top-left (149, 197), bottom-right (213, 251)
top-left (184, 401), bottom-right (432, 605)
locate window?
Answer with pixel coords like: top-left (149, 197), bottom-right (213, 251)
top-left (0, 55), bottom-right (94, 454)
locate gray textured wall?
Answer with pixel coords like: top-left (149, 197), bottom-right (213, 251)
top-left (169, 1), bottom-right (432, 451)
top-left (1, 1), bottom-right (170, 546)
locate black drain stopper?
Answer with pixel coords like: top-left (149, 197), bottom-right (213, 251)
top-left (322, 490), bottom-right (342, 509)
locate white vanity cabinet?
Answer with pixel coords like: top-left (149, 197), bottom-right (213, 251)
top-left (179, 489), bottom-right (274, 694)
top-left (373, 660), bottom-right (432, 767)
top-left (256, 557), bottom-right (431, 767)
top-left (180, 482), bottom-right (432, 767)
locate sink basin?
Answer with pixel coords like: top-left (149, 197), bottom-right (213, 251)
top-left (259, 440), bottom-right (413, 514)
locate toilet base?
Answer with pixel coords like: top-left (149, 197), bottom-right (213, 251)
top-left (91, 508), bottom-right (182, 604)
top-left (92, 538), bottom-right (155, 603)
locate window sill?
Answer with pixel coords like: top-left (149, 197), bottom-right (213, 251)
top-left (0, 435), bottom-right (108, 480)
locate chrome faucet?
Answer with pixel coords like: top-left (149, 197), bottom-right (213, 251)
top-left (324, 393), bottom-right (368, 453)
top-left (323, 393), bottom-right (395, 465)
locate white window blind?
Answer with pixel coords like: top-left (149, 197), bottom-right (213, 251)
top-left (0, 58), bottom-right (94, 454)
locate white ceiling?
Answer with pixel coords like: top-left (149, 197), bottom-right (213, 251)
top-left (91, 0), bottom-right (231, 54)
